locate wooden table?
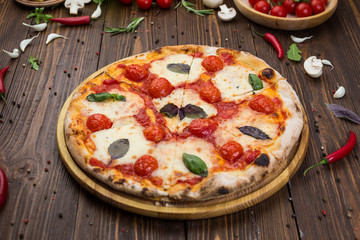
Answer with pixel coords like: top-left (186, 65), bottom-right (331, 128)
top-left (0, 0), bottom-right (359, 239)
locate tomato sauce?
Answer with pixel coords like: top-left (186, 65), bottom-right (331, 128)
top-left (89, 158), bottom-right (109, 169)
top-left (177, 176), bottom-right (204, 185)
top-left (214, 101), bottom-right (239, 120)
top-left (219, 52), bottom-right (234, 65)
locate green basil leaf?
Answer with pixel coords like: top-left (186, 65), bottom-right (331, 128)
top-left (159, 103), bottom-right (179, 118)
top-left (182, 104), bottom-right (207, 119)
top-left (182, 153), bottom-right (208, 177)
top-left (111, 94), bottom-right (126, 101)
top-left (238, 126), bottom-right (271, 140)
top-left (248, 73), bottom-right (263, 91)
top-left (86, 92), bottom-right (126, 102)
top-left (167, 63), bottom-right (190, 74)
top-left (108, 139), bottom-right (129, 159)
top-left (287, 43), bottom-right (302, 62)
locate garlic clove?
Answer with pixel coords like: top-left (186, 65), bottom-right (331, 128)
top-left (3, 48), bottom-right (20, 59)
top-left (304, 56), bottom-right (323, 78)
top-left (91, 4), bottom-right (102, 19)
top-left (333, 86), bottom-right (345, 98)
top-left (20, 33), bottom-right (40, 52)
top-left (46, 33), bottom-right (69, 45)
top-left (290, 35), bottom-right (313, 43)
top-left (321, 59), bottom-right (334, 70)
top-left (22, 22), bottom-right (47, 32)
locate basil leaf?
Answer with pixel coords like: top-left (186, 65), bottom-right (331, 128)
top-left (167, 63), bottom-right (190, 74)
top-left (86, 92), bottom-right (126, 102)
top-left (179, 107), bottom-right (185, 120)
top-left (108, 139), bottom-right (129, 159)
top-left (111, 94), bottom-right (126, 101)
top-left (238, 126), bottom-right (271, 140)
top-left (182, 153), bottom-right (208, 177)
top-left (248, 73), bottom-right (263, 91)
top-left (159, 103), bottom-right (179, 118)
top-left (287, 43), bottom-right (302, 62)
top-left (326, 103), bottom-right (360, 125)
top-left (181, 104), bottom-right (207, 119)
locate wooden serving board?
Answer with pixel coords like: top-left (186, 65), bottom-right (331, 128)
top-left (56, 68), bottom-right (309, 220)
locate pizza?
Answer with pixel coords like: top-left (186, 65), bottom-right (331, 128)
top-left (64, 45), bottom-right (303, 201)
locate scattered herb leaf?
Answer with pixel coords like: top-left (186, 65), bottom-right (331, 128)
top-left (182, 153), bottom-right (208, 177)
top-left (105, 17), bottom-right (144, 36)
top-left (287, 43), bottom-right (302, 62)
top-left (326, 103), bottom-right (360, 125)
top-left (248, 73), bottom-right (263, 91)
top-left (175, 0), bottom-right (214, 16)
top-left (86, 92), bottom-right (126, 102)
top-left (159, 103), bottom-right (179, 118)
top-left (238, 126), bottom-right (271, 140)
top-left (167, 63), bottom-right (191, 74)
top-left (180, 104), bottom-right (207, 120)
top-left (93, 0), bottom-right (105, 4)
top-left (27, 7), bottom-right (53, 24)
top-left (28, 56), bottom-right (40, 71)
top-left (108, 139), bottom-right (129, 159)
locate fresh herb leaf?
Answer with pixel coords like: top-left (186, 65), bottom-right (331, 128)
top-left (167, 63), bottom-right (191, 74)
top-left (287, 43), bottom-right (302, 62)
top-left (28, 55), bottom-right (40, 71)
top-left (248, 73), bottom-right (263, 91)
top-left (108, 139), bottom-right (129, 159)
top-left (326, 103), bottom-right (360, 125)
top-left (180, 104), bottom-right (207, 120)
top-left (238, 126), bottom-right (271, 140)
top-left (27, 7), bottom-right (53, 24)
top-left (93, 0), bottom-right (105, 4)
top-left (182, 153), bottom-right (208, 177)
top-left (175, 0), bottom-right (214, 16)
top-left (159, 103), bottom-right (179, 118)
top-left (105, 17), bottom-right (144, 36)
top-left (86, 92), bottom-right (126, 102)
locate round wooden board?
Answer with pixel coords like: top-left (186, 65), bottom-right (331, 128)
top-left (57, 67), bottom-right (309, 220)
top-left (234, 0), bottom-right (338, 30)
top-left (15, 0), bottom-right (64, 7)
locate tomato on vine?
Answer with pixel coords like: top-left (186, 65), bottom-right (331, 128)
top-left (254, 0), bottom-right (271, 14)
top-left (270, 5), bottom-right (287, 17)
top-left (157, 0), bottom-right (172, 8)
top-left (295, 2), bottom-right (312, 17)
top-left (137, 0), bottom-right (152, 10)
top-left (282, 0), bottom-right (296, 14)
top-left (310, 0), bottom-right (325, 14)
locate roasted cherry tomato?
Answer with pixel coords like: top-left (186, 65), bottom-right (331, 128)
top-left (143, 124), bottom-right (165, 142)
top-left (295, 2), bottom-right (312, 17)
top-left (0, 167), bottom-right (8, 209)
top-left (270, 5), bottom-right (287, 17)
top-left (310, 0), bottom-right (325, 14)
top-left (201, 55), bottom-right (224, 72)
top-left (124, 64), bottom-right (148, 82)
top-left (220, 141), bottom-right (244, 163)
top-left (134, 155), bottom-right (158, 176)
top-left (188, 119), bottom-right (218, 137)
top-left (86, 114), bottom-right (112, 132)
top-left (248, 0), bottom-right (260, 7)
top-left (103, 79), bottom-right (119, 85)
top-left (119, 0), bottom-right (133, 5)
top-left (136, 0), bottom-right (152, 10)
top-left (248, 94), bottom-right (275, 114)
top-left (199, 85), bottom-right (221, 103)
top-left (282, 0), bottom-right (296, 14)
top-left (254, 0), bottom-right (271, 14)
top-left (147, 77), bottom-right (174, 98)
top-left (157, 0), bottom-right (172, 8)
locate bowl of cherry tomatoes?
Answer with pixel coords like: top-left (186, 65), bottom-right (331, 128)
top-left (233, 0), bottom-right (338, 30)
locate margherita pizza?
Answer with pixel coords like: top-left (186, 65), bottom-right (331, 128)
top-left (64, 45), bottom-right (303, 201)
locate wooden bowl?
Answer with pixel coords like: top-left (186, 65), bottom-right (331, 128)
top-left (234, 0), bottom-right (338, 30)
top-left (14, 0), bottom-right (64, 7)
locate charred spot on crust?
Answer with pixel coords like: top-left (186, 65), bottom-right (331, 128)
top-left (295, 104), bottom-right (301, 113)
top-left (141, 187), bottom-right (149, 195)
top-left (262, 68), bottom-right (274, 79)
top-left (254, 154), bottom-right (270, 167)
top-left (93, 168), bottom-right (101, 173)
top-left (108, 176), bottom-right (114, 182)
top-left (280, 125), bottom-right (286, 133)
top-left (187, 186), bottom-right (191, 191)
top-left (262, 171), bottom-right (268, 178)
top-left (218, 186), bottom-right (229, 195)
top-left (114, 178), bottom-right (126, 185)
top-left (154, 47), bottom-right (162, 54)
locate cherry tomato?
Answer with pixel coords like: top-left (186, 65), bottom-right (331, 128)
top-left (0, 167), bottom-right (8, 209)
top-left (244, 149), bottom-right (261, 164)
top-left (149, 176), bottom-right (163, 186)
top-left (188, 119), bottom-right (218, 138)
top-left (143, 124), bottom-right (165, 142)
top-left (86, 114), bottom-right (112, 132)
top-left (220, 141), bottom-right (244, 163)
top-left (125, 64), bottom-right (148, 81)
top-left (310, 0), bottom-right (325, 15)
top-left (254, 0), bottom-right (271, 14)
top-left (295, 2), bottom-right (313, 17)
top-left (248, 0), bottom-right (260, 7)
top-left (136, 0), bottom-right (152, 10)
top-left (270, 5), bottom-right (287, 17)
top-left (134, 155), bottom-right (158, 176)
top-left (157, 0), bottom-right (172, 8)
top-left (248, 94), bottom-right (275, 114)
top-left (199, 84), bottom-right (221, 103)
top-left (201, 55), bottom-right (224, 72)
top-left (282, 0), bottom-right (296, 14)
top-left (147, 77), bottom-right (174, 98)
top-left (119, 0), bottom-right (133, 5)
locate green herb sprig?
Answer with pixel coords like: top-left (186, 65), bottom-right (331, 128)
top-left (28, 56), bottom-right (40, 71)
top-left (287, 43), bottom-right (302, 62)
top-left (105, 17), bottom-right (144, 36)
top-left (27, 7), bottom-right (53, 24)
top-left (175, 0), bottom-right (214, 16)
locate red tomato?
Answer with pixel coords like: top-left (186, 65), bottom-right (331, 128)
top-left (248, 0), bottom-right (260, 7)
top-left (248, 94), bottom-right (275, 114)
top-left (134, 155), bottom-right (158, 176)
top-left (136, 0), bottom-right (152, 10)
top-left (201, 55), bottom-right (224, 72)
top-left (199, 85), bottom-right (221, 103)
top-left (86, 114), bottom-right (112, 132)
top-left (124, 64), bottom-right (148, 81)
top-left (282, 0), bottom-right (296, 14)
top-left (322, 0), bottom-right (327, 5)
top-left (143, 124), bottom-right (165, 142)
top-left (295, 2), bottom-right (313, 17)
top-left (157, 0), bottom-right (172, 8)
top-left (270, 5), bottom-right (287, 17)
top-left (188, 119), bottom-right (218, 138)
top-left (254, 0), bottom-right (271, 14)
top-left (220, 141), bottom-right (244, 163)
top-left (311, 0), bottom-right (325, 14)
top-left (147, 77), bottom-right (174, 98)
top-left (119, 0), bottom-right (133, 5)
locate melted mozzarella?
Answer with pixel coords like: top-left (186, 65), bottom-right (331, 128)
top-left (187, 58), bottom-right (204, 83)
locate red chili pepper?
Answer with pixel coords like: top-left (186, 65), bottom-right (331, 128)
top-left (304, 131), bottom-right (357, 176)
top-left (50, 16), bottom-right (91, 26)
top-left (0, 167), bottom-right (8, 209)
top-left (252, 28), bottom-right (284, 59)
top-left (0, 66), bottom-right (10, 103)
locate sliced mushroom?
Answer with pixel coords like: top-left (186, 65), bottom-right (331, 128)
top-left (64, 0), bottom-right (91, 15)
top-left (217, 4), bottom-right (236, 21)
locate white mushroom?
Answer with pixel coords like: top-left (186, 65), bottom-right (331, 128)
top-left (64, 0), bottom-right (91, 15)
top-left (333, 86), bottom-right (345, 98)
top-left (3, 49), bottom-right (20, 59)
top-left (217, 4), bottom-right (236, 21)
top-left (304, 56), bottom-right (323, 78)
top-left (203, 0), bottom-right (223, 9)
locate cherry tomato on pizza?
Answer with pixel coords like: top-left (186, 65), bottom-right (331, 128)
top-left (295, 2), bottom-right (312, 17)
top-left (188, 119), bottom-right (218, 138)
top-left (134, 155), bottom-right (158, 176)
top-left (310, 0), bottom-right (325, 14)
top-left (254, 0), bottom-right (271, 14)
top-left (157, 0), bottom-right (172, 8)
top-left (124, 64), bottom-right (148, 81)
top-left (270, 5), bottom-right (287, 17)
top-left (147, 77), bottom-right (174, 98)
top-left (86, 114), bottom-right (112, 132)
top-left (248, 94), bottom-right (276, 114)
top-left (136, 0), bottom-right (152, 10)
top-left (220, 141), bottom-right (244, 163)
top-left (199, 84), bottom-right (221, 103)
top-left (201, 56), bottom-right (224, 72)
top-left (143, 124), bottom-right (165, 142)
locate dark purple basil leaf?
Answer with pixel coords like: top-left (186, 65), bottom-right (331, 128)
top-left (159, 103), bottom-right (179, 118)
top-left (326, 103), bottom-right (360, 124)
top-left (179, 107), bottom-right (185, 120)
top-left (238, 126), bottom-right (271, 140)
top-left (108, 139), bottom-right (129, 159)
top-left (166, 63), bottom-right (190, 74)
top-left (182, 104), bottom-right (207, 119)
